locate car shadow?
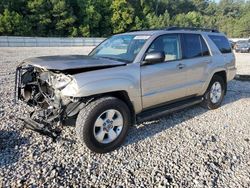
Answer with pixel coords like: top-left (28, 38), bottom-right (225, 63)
top-left (124, 105), bottom-right (206, 147)
top-left (123, 80), bottom-right (250, 147)
top-left (0, 130), bottom-right (29, 168)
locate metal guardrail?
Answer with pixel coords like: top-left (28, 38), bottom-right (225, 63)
top-left (0, 36), bottom-right (248, 47)
top-left (0, 36), bottom-right (105, 47)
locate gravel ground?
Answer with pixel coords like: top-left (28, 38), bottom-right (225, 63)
top-left (0, 47), bottom-right (250, 187)
top-left (235, 51), bottom-right (250, 75)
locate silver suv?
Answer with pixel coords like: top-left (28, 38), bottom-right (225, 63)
top-left (15, 27), bottom-right (236, 153)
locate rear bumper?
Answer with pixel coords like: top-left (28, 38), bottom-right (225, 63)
top-left (235, 48), bottom-right (249, 53)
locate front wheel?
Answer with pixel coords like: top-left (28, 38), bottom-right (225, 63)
top-left (201, 75), bottom-right (226, 110)
top-left (76, 96), bottom-right (131, 153)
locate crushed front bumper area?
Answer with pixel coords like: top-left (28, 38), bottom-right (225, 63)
top-left (19, 117), bottom-right (61, 140)
top-left (14, 65), bottom-right (85, 139)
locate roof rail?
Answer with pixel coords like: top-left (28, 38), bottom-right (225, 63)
top-left (166, 27), bottom-right (219, 33)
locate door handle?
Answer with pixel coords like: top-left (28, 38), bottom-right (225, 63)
top-left (177, 63), bottom-right (185, 69)
top-left (204, 60), bottom-right (211, 64)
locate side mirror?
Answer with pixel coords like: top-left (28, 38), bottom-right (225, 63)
top-left (143, 51), bottom-right (165, 65)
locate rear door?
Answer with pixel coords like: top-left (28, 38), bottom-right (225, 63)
top-left (180, 33), bottom-right (212, 96)
top-left (141, 34), bottom-right (189, 109)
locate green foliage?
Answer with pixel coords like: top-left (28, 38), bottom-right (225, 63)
top-left (0, 0), bottom-right (249, 37)
top-left (174, 11), bottom-right (204, 27)
top-left (0, 9), bottom-right (29, 35)
top-left (147, 11), bottom-right (170, 29)
top-left (26, 0), bottom-right (51, 36)
top-left (50, 0), bottom-right (75, 36)
top-left (235, 11), bottom-right (250, 37)
top-left (111, 0), bottom-right (135, 33)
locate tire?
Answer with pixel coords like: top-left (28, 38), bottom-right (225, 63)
top-left (201, 75), bottom-right (226, 110)
top-left (76, 96), bottom-right (131, 153)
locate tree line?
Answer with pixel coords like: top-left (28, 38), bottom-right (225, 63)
top-left (0, 0), bottom-right (249, 38)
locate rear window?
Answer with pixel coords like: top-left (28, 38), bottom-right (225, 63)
top-left (182, 34), bottom-right (210, 59)
top-left (208, 35), bottom-right (232, 54)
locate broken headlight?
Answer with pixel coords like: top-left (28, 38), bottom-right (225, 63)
top-left (51, 74), bottom-right (72, 90)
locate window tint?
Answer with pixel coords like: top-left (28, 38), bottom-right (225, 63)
top-left (182, 34), bottom-right (203, 59)
top-left (200, 37), bottom-right (210, 56)
top-left (208, 35), bottom-right (232, 53)
top-left (147, 34), bottom-right (181, 61)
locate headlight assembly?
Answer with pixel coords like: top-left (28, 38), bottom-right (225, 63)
top-left (51, 74), bottom-right (72, 90)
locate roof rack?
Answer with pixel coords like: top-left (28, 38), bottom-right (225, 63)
top-left (165, 27), bottom-right (219, 33)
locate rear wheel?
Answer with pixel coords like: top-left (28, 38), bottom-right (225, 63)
top-left (76, 96), bottom-right (131, 153)
top-left (201, 75), bottom-right (226, 110)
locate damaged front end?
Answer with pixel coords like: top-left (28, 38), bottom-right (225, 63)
top-left (15, 64), bottom-right (85, 139)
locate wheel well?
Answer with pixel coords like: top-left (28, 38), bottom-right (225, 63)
top-left (213, 71), bottom-right (227, 94)
top-left (88, 91), bottom-right (136, 125)
top-left (108, 91), bottom-right (136, 125)
top-left (214, 71), bottom-right (226, 83)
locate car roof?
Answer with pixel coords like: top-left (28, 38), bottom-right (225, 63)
top-left (117, 30), bottom-right (161, 36)
top-left (116, 28), bottom-right (223, 37)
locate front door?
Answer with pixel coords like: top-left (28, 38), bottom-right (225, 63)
top-left (141, 34), bottom-right (188, 109)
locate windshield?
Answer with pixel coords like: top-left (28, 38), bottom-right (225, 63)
top-left (89, 35), bottom-right (150, 63)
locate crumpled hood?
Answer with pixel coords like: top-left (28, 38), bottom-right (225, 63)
top-left (21, 55), bottom-right (126, 71)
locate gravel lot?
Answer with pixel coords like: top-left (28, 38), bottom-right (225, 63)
top-left (0, 47), bottom-right (250, 187)
top-left (235, 52), bottom-right (250, 75)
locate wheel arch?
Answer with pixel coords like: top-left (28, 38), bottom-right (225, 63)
top-left (105, 91), bottom-right (136, 125)
top-left (82, 90), bottom-right (136, 126)
top-left (213, 70), bottom-right (227, 95)
top-left (201, 69), bottom-right (228, 96)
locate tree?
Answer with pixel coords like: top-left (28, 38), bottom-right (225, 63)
top-left (146, 11), bottom-right (170, 29)
top-left (0, 9), bottom-right (29, 36)
top-left (26, 0), bottom-right (52, 36)
top-left (173, 11), bottom-right (204, 27)
top-left (192, 0), bottom-right (209, 14)
top-left (0, 0), bottom-right (250, 37)
top-left (111, 0), bottom-right (135, 33)
top-left (50, 0), bottom-right (75, 36)
top-left (234, 11), bottom-right (250, 37)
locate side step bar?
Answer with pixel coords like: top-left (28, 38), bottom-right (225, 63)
top-left (137, 97), bottom-right (203, 123)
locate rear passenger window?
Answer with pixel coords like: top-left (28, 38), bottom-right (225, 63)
top-left (208, 35), bottom-right (232, 53)
top-left (182, 34), bottom-right (209, 59)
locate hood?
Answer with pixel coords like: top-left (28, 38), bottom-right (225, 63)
top-left (21, 55), bottom-right (126, 72)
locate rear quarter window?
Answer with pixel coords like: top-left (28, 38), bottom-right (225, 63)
top-left (208, 35), bottom-right (232, 54)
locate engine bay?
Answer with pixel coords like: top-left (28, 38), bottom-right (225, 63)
top-left (14, 65), bottom-right (85, 139)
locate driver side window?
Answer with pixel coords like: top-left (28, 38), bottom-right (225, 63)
top-left (147, 34), bottom-right (181, 61)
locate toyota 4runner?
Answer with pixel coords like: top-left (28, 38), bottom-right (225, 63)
top-left (15, 27), bottom-right (236, 153)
